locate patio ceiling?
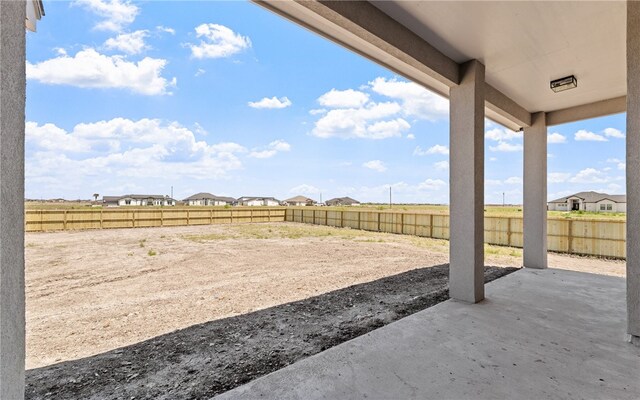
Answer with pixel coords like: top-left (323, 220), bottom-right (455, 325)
top-left (256, 1), bottom-right (627, 130)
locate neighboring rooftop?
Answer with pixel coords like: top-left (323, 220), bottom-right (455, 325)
top-left (284, 195), bottom-right (316, 203)
top-left (549, 191), bottom-right (627, 204)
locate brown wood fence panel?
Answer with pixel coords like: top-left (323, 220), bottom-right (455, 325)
top-left (25, 207), bottom-right (287, 233)
top-left (25, 207), bottom-right (626, 258)
top-left (282, 208), bottom-right (626, 259)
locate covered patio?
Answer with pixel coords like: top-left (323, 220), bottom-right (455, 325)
top-left (0, 0), bottom-right (639, 398)
top-left (219, 268), bottom-right (639, 399)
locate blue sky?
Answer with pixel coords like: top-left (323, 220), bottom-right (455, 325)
top-left (25, 0), bottom-right (627, 204)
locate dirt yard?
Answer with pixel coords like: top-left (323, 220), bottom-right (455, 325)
top-left (23, 222), bottom-right (626, 399)
top-left (25, 222), bottom-right (624, 370)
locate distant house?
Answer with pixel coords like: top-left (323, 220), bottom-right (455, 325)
top-left (237, 196), bottom-right (281, 206)
top-left (325, 196), bottom-right (361, 206)
top-left (548, 191), bottom-right (626, 213)
top-left (183, 192), bottom-right (237, 206)
top-left (102, 195), bottom-right (176, 207)
top-left (284, 195), bottom-right (317, 206)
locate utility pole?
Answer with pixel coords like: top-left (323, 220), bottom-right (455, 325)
top-left (389, 186), bottom-right (392, 208)
top-left (503, 192), bottom-right (505, 207)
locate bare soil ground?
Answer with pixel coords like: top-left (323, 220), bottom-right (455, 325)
top-left (24, 222), bottom-right (625, 399)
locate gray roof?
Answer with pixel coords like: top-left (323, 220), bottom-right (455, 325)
top-left (285, 195), bottom-right (316, 203)
top-left (183, 192), bottom-right (235, 202)
top-left (549, 191), bottom-right (626, 204)
top-left (325, 196), bottom-right (360, 205)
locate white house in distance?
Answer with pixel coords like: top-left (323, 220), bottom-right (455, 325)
top-left (237, 196), bottom-right (281, 206)
top-left (103, 195), bottom-right (176, 207)
top-left (548, 191), bottom-right (626, 213)
top-left (284, 195), bottom-right (317, 206)
top-left (183, 192), bottom-right (237, 206)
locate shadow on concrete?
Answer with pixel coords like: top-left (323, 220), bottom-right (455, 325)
top-left (26, 264), bottom-right (517, 400)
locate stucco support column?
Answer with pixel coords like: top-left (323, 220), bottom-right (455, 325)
top-left (0, 1), bottom-right (26, 398)
top-left (449, 60), bottom-right (485, 303)
top-left (523, 112), bottom-right (548, 269)
top-left (627, 0), bottom-right (640, 343)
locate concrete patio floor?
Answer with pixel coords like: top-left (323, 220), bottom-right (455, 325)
top-left (217, 268), bottom-right (640, 400)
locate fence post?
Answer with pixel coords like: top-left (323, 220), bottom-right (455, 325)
top-left (100, 210), bottom-right (104, 229)
top-left (507, 217), bottom-right (512, 246)
top-left (429, 214), bottom-right (434, 238)
top-left (358, 211), bottom-right (361, 230)
top-left (210, 209), bottom-right (214, 225)
top-left (313, 209), bottom-right (316, 225)
top-left (231, 209), bottom-right (234, 225)
top-left (132, 210), bottom-right (136, 228)
top-left (377, 212), bottom-right (381, 232)
top-left (340, 210), bottom-right (344, 227)
top-left (250, 209), bottom-right (254, 223)
top-left (567, 219), bottom-right (573, 254)
top-left (187, 210), bottom-right (190, 226)
top-left (268, 208), bottom-right (271, 222)
top-left (63, 210), bottom-right (68, 230)
top-left (401, 212), bottom-right (404, 234)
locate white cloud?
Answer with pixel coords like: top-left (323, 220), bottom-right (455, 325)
top-left (547, 132), bottom-right (567, 144)
top-left (504, 176), bottom-right (522, 185)
top-left (104, 30), bottom-right (148, 54)
top-left (309, 108), bottom-right (327, 115)
top-left (406, 133), bottom-right (416, 140)
top-left (368, 77), bottom-right (448, 121)
top-left (156, 26), bottom-right (175, 35)
top-left (485, 128), bottom-right (522, 142)
top-left (289, 184), bottom-right (321, 195)
top-left (25, 118), bottom-right (247, 198)
top-left (195, 68), bottom-right (206, 77)
top-left (417, 178), bottom-right (446, 191)
top-left (74, 0), bottom-right (139, 32)
top-left (489, 142), bottom-right (523, 152)
top-left (248, 96), bottom-right (292, 109)
top-left (413, 144), bottom-right (449, 156)
top-left (603, 128), bottom-right (625, 138)
top-left (575, 130), bottom-right (607, 142)
top-left (548, 172), bottom-right (571, 183)
top-left (433, 160), bottom-right (449, 171)
top-left (362, 160), bottom-right (387, 172)
top-left (489, 157), bottom-right (497, 162)
top-left (26, 48), bottom-right (176, 95)
top-left (311, 102), bottom-right (408, 139)
top-left (318, 89), bottom-right (369, 108)
top-left (568, 168), bottom-right (608, 184)
top-left (248, 140), bottom-right (291, 159)
top-left (606, 158), bottom-right (626, 170)
top-left (188, 24), bottom-right (251, 59)
top-left (311, 77), bottom-right (448, 140)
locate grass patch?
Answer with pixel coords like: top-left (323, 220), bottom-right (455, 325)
top-left (139, 239), bottom-right (146, 248)
top-left (147, 250), bottom-right (157, 256)
top-left (183, 224), bottom-right (384, 243)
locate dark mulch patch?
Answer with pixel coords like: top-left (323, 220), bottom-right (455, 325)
top-left (26, 264), bottom-right (518, 400)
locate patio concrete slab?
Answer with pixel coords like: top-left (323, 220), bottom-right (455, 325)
top-left (216, 268), bottom-right (640, 399)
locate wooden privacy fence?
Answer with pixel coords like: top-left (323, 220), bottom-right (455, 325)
top-left (285, 208), bottom-right (626, 259)
top-left (25, 208), bottom-right (286, 232)
top-left (26, 207), bottom-right (627, 259)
